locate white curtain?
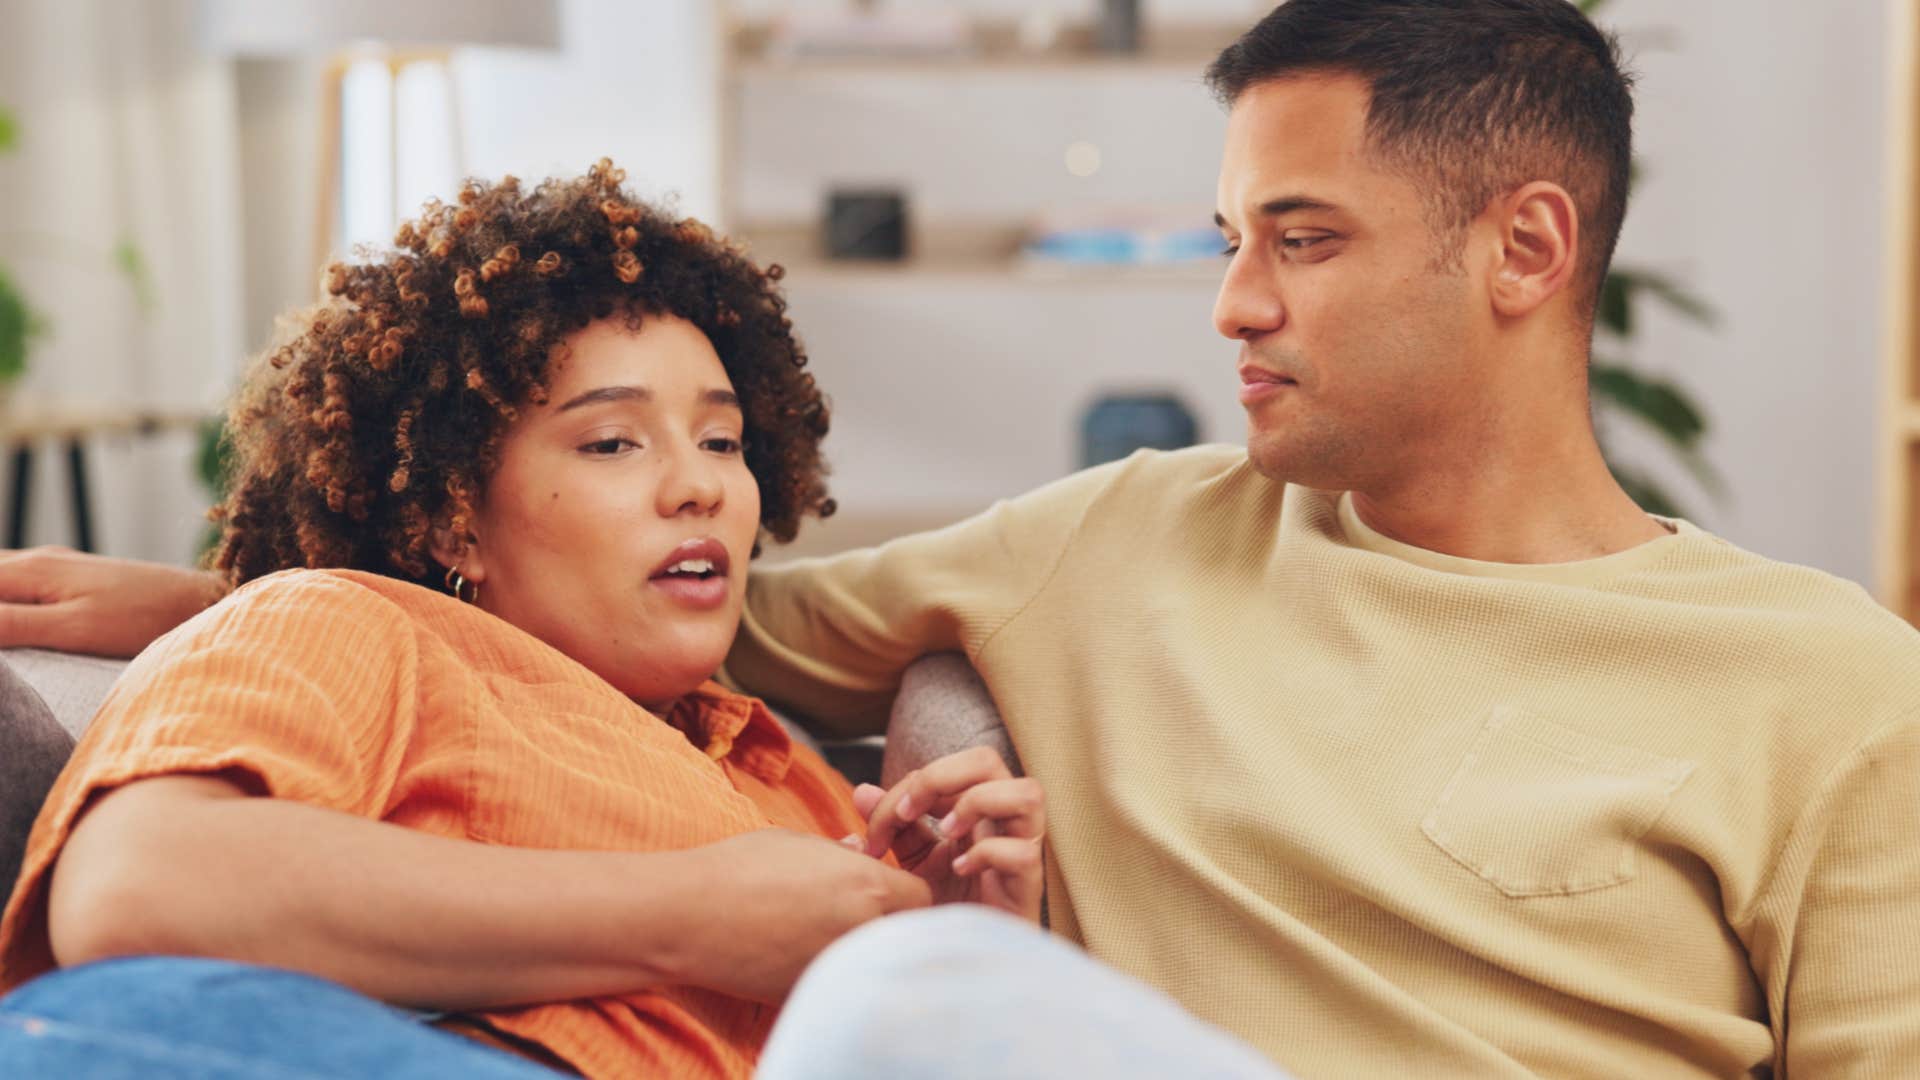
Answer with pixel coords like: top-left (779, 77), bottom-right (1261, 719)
top-left (0, 0), bottom-right (243, 562)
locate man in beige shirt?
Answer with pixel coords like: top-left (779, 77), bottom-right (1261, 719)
top-left (6, 1), bottom-right (1918, 1076)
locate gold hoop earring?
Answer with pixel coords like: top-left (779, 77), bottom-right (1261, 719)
top-left (444, 565), bottom-right (479, 605)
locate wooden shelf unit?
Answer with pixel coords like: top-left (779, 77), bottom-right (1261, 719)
top-left (714, 5), bottom-right (1244, 286)
top-left (733, 220), bottom-right (1224, 287)
top-left (1880, 0), bottom-right (1920, 621)
top-left (726, 16), bottom-right (1242, 77)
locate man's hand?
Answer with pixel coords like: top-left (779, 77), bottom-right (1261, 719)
top-left (851, 746), bottom-right (1046, 923)
top-left (670, 829), bottom-right (934, 1003)
top-left (0, 546), bottom-right (227, 657)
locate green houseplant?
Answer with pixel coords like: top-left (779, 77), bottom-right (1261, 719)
top-left (0, 104), bottom-right (155, 399)
top-left (1578, 0), bottom-right (1721, 518)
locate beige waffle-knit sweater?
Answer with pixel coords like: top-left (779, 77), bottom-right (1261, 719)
top-left (728, 444), bottom-right (1920, 1078)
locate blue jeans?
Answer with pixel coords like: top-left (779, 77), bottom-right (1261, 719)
top-left (0, 956), bottom-right (562, 1078)
top-left (0, 910), bottom-right (1290, 1078)
top-left (759, 906), bottom-right (1292, 1080)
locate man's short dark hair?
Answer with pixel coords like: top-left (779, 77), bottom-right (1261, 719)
top-left (1206, 0), bottom-right (1634, 317)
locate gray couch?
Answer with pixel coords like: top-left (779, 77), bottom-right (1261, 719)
top-left (0, 649), bottom-right (1012, 913)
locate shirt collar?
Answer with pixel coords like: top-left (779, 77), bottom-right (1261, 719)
top-left (664, 681), bottom-right (793, 782)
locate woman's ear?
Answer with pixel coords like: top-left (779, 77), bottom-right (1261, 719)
top-left (428, 522), bottom-right (487, 584)
top-left (1488, 180), bottom-right (1579, 320)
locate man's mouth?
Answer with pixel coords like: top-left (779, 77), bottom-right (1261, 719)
top-left (1238, 363), bottom-right (1297, 405)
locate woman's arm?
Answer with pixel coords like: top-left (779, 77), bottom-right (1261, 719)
top-left (48, 774), bottom-right (931, 1009)
top-left (0, 547), bottom-right (227, 657)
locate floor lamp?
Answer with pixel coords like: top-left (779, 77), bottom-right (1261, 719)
top-left (198, 0), bottom-right (560, 280)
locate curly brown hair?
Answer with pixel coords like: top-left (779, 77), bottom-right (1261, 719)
top-left (213, 159), bottom-right (833, 589)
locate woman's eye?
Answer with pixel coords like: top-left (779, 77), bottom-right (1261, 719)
top-left (1220, 243), bottom-right (1240, 259)
top-left (702, 436), bottom-right (744, 455)
top-left (581, 437), bottom-right (638, 455)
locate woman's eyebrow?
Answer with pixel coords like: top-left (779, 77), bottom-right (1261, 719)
top-left (554, 386), bottom-right (740, 412)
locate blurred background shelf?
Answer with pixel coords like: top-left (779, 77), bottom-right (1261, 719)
top-left (735, 220), bottom-right (1224, 286)
top-left (727, 17), bottom-right (1245, 76)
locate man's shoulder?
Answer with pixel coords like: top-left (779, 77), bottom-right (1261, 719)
top-left (1667, 531), bottom-right (1920, 703)
top-left (1070, 443), bottom-right (1263, 508)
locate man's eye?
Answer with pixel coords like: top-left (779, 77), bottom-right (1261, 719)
top-left (702, 436), bottom-right (744, 455)
top-left (1220, 244), bottom-right (1240, 259)
top-left (1282, 235), bottom-right (1330, 251)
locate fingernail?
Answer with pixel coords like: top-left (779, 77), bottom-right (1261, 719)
top-left (895, 795), bottom-right (916, 821)
top-left (952, 853), bottom-right (972, 873)
top-left (838, 833), bottom-right (861, 848)
top-left (937, 811), bottom-right (958, 837)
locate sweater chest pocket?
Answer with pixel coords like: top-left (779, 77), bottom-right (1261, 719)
top-left (1421, 707), bottom-right (1695, 898)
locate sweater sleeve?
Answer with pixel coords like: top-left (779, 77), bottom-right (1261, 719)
top-left (1752, 716), bottom-right (1920, 1075)
top-left (725, 459), bottom-right (1126, 738)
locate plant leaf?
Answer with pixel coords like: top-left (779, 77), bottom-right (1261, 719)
top-left (1609, 461), bottom-right (1684, 519)
top-left (113, 238), bottom-right (157, 313)
top-left (196, 417), bottom-right (233, 498)
top-left (1577, 0), bottom-right (1611, 14)
top-left (1590, 363), bottom-right (1707, 447)
top-left (1608, 268), bottom-right (1716, 327)
top-left (0, 269), bottom-right (35, 383)
top-left (0, 107), bottom-right (16, 154)
top-left (1598, 271), bottom-right (1632, 337)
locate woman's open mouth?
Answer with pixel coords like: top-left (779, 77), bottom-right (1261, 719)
top-left (648, 537), bottom-right (732, 610)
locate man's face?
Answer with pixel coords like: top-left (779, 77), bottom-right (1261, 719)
top-left (1214, 73), bottom-right (1487, 491)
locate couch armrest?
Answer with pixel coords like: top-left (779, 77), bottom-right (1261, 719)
top-left (881, 653), bottom-right (1018, 788)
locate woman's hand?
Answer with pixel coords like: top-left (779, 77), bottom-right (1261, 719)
top-left (849, 746), bottom-right (1045, 923)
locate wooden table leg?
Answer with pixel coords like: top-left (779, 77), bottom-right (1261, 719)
top-left (6, 445), bottom-right (30, 549)
top-left (64, 437), bottom-right (93, 553)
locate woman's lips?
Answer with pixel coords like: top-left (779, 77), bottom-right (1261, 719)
top-left (649, 574), bottom-right (730, 610)
top-left (648, 537), bottom-right (732, 610)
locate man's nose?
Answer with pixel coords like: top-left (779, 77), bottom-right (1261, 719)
top-left (1212, 250), bottom-right (1285, 341)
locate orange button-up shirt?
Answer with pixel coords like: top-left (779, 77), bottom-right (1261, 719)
top-left (0, 568), bottom-right (871, 1079)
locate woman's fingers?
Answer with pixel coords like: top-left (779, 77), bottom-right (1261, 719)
top-left (936, 777), bottom-right (1045, 844)
top-left (862, 746), bottom-right (1011, 858)
top-left (951, 835), bottom-right (1043, 877)
top-left (953, 835), bottom-right (1046, 921)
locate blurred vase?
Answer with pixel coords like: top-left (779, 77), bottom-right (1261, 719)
top-left (1081, 392), bottom-right (1198, 468)
top-left (1096, 0), bottom-right (1140, 53)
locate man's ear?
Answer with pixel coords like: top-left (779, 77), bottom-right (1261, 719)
top-left (427, 521), bottom-right (486, 584)
top-left (1488, 181), bottom-right (1579, 320)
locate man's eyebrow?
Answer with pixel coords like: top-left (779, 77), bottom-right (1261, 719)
top-left (1214, 197), bottom-right (1342, 228)
top-left (554, 385), bottom-right (741, 412)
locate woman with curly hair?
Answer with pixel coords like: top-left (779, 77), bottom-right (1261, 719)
top-left (0, 161), bottom-right (1045, 1079)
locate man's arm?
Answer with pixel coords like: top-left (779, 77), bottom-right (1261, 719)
top-left (1755, 718), bottom-right (1920, 1074)
top-left (728, 460), bottom-right (1127, 739)
top-left (48, 774), bottom-right (930, 1008)
top-left (0, 547), bottom-right (226, 657)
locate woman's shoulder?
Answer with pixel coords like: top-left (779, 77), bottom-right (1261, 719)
top-left (176, 568), bottom-right (457, 653)
top-left (225, 567), bottom-right (445, 613)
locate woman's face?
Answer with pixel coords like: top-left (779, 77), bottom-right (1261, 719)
top-left (456, 314), bottom-right (761, 710)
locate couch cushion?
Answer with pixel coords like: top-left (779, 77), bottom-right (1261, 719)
top-left (2, 648), bottom-right (128, 740)
top-left (0, 656), bottom-right (77, 911)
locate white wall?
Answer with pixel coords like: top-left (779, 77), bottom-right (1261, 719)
top-left (1598, 0), bottom-right (1890, 586)
top-left (453, 0), bottom-right (720, 221)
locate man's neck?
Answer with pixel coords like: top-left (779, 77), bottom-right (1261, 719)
top-left (1346, 432), bottom-right (1672, 566)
